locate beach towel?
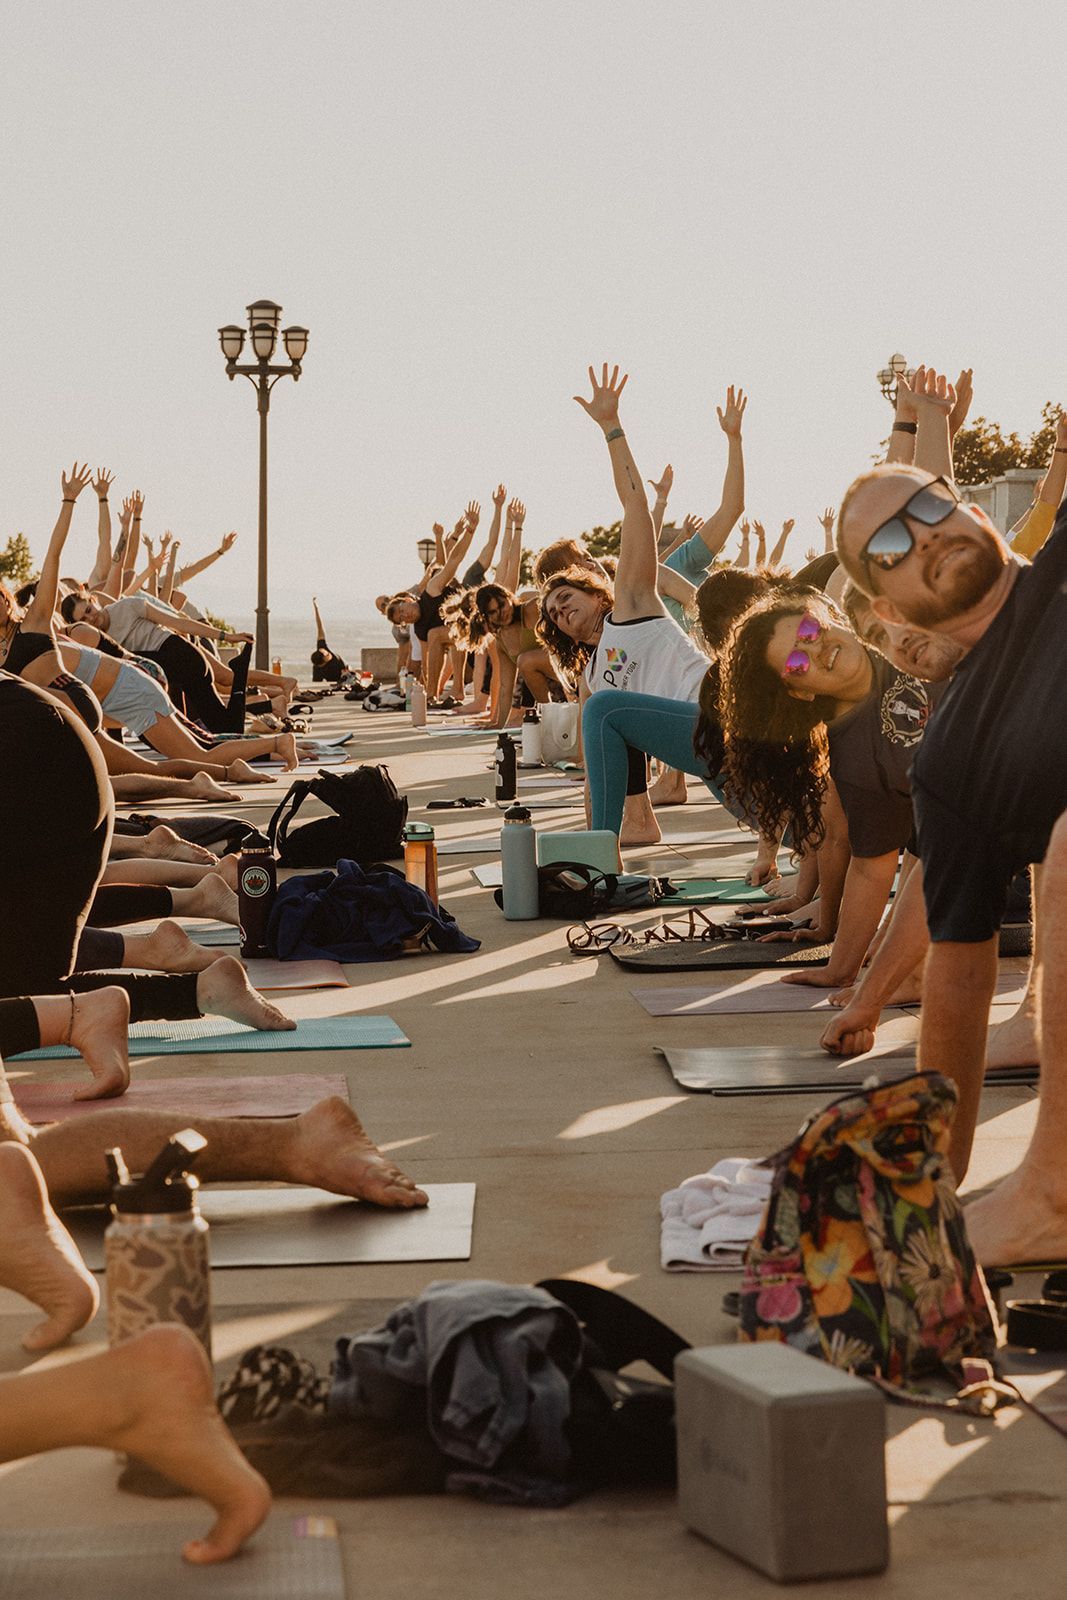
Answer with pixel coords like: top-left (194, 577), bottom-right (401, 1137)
top-left (660, 1158), bottom-right (773, 1271)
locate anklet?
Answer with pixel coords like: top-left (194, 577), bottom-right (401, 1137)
top-left (64, 994), bottom-right (76, 1047)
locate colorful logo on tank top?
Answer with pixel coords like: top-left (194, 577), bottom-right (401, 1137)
top-left (605, 647), bottom-right (629, 666)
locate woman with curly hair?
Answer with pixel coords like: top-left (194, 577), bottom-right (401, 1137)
top-left (712, 589), bottom-right (942, 989)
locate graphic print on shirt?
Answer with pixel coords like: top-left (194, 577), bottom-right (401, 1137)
top-left (881, 675), bottom-right (931, 747)
top-left (600, 645), bottom-right (638, 689)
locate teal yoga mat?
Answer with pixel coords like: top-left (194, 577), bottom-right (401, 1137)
top-left (11, 1014), bottom-right (409, 1061)
top-left (663, 878), bottom-right (774, 905)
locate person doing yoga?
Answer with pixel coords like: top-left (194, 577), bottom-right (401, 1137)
top-left (311, 595), bottom-right (348, 681)
top-left (386, 504), bottom-right (478, 703)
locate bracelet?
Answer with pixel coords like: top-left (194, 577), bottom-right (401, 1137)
top-left (1055, 449), bottom-right (1067, 455)
top-left (62, 497), bottom-right (75, 504)
top-left (892, 422), bottom-right (918, 435)
top-left (604, 427), bottom-right (625, 443)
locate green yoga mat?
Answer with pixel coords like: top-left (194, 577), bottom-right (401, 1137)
top-left (662, 878), bottom-right (774, 905)
top-left (11, 1014), bottom-right (409, 1061)
top-left (0, 1516), bottom-right (344, 1600)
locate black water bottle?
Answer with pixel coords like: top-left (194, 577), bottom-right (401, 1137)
top-left (494, 733), bottom-right (517, 803)
top-left (238, 845), bottom-right (277, 958)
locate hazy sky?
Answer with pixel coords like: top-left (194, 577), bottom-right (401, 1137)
top-left (0, 2), bottom-right (1061, 624)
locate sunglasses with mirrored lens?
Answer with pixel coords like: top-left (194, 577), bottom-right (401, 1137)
top-left (782, 613), bottom-right (823, 678)
top-left (861, 478), bottom-right (961, 572)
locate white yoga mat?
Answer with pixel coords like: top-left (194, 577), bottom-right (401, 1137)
top-left (242, 957), bottom-right (349, 990)
top-left (66, 1182), bottom-right (477, 1270)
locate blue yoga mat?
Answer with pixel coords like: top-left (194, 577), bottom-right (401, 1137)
top-left (12, 1014), bottom-right (409, 1061)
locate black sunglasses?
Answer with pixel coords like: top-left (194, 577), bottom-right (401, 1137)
top-left (861, 476), bottom-right (961, 574)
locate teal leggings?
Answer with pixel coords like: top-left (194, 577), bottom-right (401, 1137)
top-left (583, 689), bottom-right (730, 835)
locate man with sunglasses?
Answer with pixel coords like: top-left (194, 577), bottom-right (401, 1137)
top-left (835, 460), bottom-right (1067, 1266)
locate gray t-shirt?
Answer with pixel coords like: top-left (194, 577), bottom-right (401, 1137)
top-left (105, 595), bottom-right (171, 654)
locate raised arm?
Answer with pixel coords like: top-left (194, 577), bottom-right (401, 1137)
top-left (161, 536), bottom-right (180, 605)
top-left (425, 503), bottom-right (477, 596)
top-left (691, 387), bottom-right (747, 561)
top-left (122, 489), bottom-right (144, 592)
top-left (470, 484), bottom-right (507, 574)
top-left (86, 468), bottom-right (115, 590)
top-left (753, 520), bottom-right (767, 567)
top-left (140, 599), bottom-right (252, 647)
top-left (906, 366), bottom-right (956, 479)
top-left (768, 518), bottom-right (794, 569)
top-left (885, 374), bottom-right (919, 465)
top-left (574, 363), bottom-right (659, 617)
top-left (124, 536), bottom-right (168, 598)
top-left (103, 496), bottom-right (133, 598)
top-left (735, 519), bottom-right (751, 569)
top-left (498, 499), bottom-right (525, 593)
top-left (174, 530), bottom-right (237, 588)
top-left (24, 463), bottom-right (93, 631)
top-left (647, 464), bottom-right (674, 549)
top-left (433, 521), bottom-right (446, 569)
top-left (819, 507), bottom-right (836, 555)
top-left (312, 596), bottom-right (327, 640)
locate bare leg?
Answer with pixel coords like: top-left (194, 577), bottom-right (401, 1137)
top-left (516, 647), bottom-right (560, 703)
top-left (31, 988), bottom-right (131, 1099)
top-left (109, 772), bottom-right (240, 804)
top-left (0, 1142), bottom-right (99, 1349)
top-left (647, 765), bottom-right (688, 807)
top-left (965, 833), bottom-right (1063, 1265)
top-left (119, 923), bottom-right (220, 973)
top-left (113, 825), bottom-right (218, 867)
top-left (0, 1325), bottom-right (271, 1563)
top-left (101, 858), bottom-right (218, 888)
top-left (97, 733), bottom-right (234, 786)
top-left (169, 872), bottom-right (240, 921)
top-left (425, 631), bottom-right (448, 700)
top-left (145, 714), bottom-right (296, 772)
top-left (987, 863), bottom-right (1041, 1069)
top-left (31, 1093), bottom-right (426, 1209)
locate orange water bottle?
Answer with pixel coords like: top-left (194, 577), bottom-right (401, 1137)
top-left (403, 822), bottom-right (438, 905)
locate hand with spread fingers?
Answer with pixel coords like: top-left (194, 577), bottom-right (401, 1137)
top-left (93, 467), bottom-right (114, 500)
top-left (574, 362), bottom-right (629, 431)
top-left (716, 385), bottom-right (747, 438)
top-left (61, 462), bottom-right (94, 502)
top-left (492, 482), bottom-right (507, 508)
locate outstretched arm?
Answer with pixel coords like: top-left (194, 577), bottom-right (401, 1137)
top-left (25, 463), bottom-right (94, 630)
top-left (122, 489), bottom-right (144, 593)
top-left (768, 518), bottom-right (794, 569)
top-left (102, 496), bottom-right (133, 598)
top-left (161, 537), bottom-right (180, 606)
top-left (425, 503), bottom-right (477, 597)
top-left (312, 596), bottom-right (327, 640)
top-left (753, 521), bottom-right (767, 566)
top-left (885, 375), bottom-right (919, 465)
top-left (691, 387), bottom-right (747, 561)
top-left (498, 499), bottom-right (525, 593)
top-left (1011, 411), bottom-right (1067, 558)
top-left (574, 363), bottom-right (660, 617)
top-left (470, 484), bottom-right (507, 574)
top-left (818, 507), bottom-right (836, 555)
top-left (174, 530), bottom-right (237, 589)
top-left (86, 468), bottom-right (115, 590)
top-left (735, 519), bottom-right (751, 569)
top-left (140, 599), bottom-right (252, 647)
top-left (647, 464), bottom-right (674, 549)
top-left (903, 365), bottom-right (956, 479)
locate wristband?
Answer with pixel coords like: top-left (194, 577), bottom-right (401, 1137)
top-left (604, 427), bottom-right (625, 443)
top-left (62, 498), bottom-right (75, 504)
top-left (892, 422), bottom-right (918, 435)
top-left (1055, 449), bottom-right (1067, 455)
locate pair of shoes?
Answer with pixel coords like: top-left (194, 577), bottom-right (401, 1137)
top-left (427, 695), bottom-right (459, 711)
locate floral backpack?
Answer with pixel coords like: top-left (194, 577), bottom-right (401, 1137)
top-left (738, 1072), bottom-right (999, 1388)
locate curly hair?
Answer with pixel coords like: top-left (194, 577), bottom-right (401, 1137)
top-left (696, 566), bottom-right (785, 654)
top-left (535, 566), bottom-right (614, 678)
top-left (692, 659), bottom-right (726, 774)
top-left (715, 593), bottom-right (838, 849)
top-left (0, 582), bottom-right (26, 625)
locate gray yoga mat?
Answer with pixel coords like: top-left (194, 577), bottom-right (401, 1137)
top-left (609, 939), bottom-right (832, 972)
top-left (65, 1182), bottom-right (476, 1271)
top-left (657, 1042), bottom-right (1039, 1094)
top-left (633, 968), bottom-right (1028, 1017)
top-left (11, 1014), bottom-right (409, 1060)
top-left (0, 1515), bottom-right (345, 1600)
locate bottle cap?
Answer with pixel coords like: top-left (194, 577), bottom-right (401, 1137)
top-left (403, 822), bottom-right (436, 843)
top-left (523, 708), bottom-right (539, 722)
top-left (503, 804), bottom-right (532, 823)
top-left (106, 1129), bottom-right (207, 1215)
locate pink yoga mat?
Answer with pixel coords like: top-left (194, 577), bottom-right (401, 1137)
top-left (12, 1073), bottom-right (348, 1123)
top-left (631, 970), bottom-right (1028, 1017)
top-left (242, 958), bottom-right (349, 990)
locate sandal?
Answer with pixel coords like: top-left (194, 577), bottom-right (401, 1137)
top-left (567, 921), bottom-right (638, 956)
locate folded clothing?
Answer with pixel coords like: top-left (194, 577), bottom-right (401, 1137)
top-left (660, 1157), bottom-right (772, 1272)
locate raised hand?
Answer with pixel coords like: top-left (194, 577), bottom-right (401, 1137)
top-left (508, 498), bottom-right (526, 528)
top-left (220, 530), bottom-right (238, 553)
top-left (819, 507), bottom-right (836, 533)
top-left (451, 516), bottom-right (466, 540)
top-left (739, 518), bottom-right (751, 537)
top-left (130, 489), bottom-right (145, 518)
top-left (647, 464), bottom-right (674, 499)
top-left (805, 545), bottom-right (818, 561)
top-left (465, 500), bottom-right (481, 531)
top-left (899, 365), bottom-right (956, 418)
top-left (779, 518), bottom-right (795, 538)
top-left (93, 467), bottom-right (114, 499)
top-left (949, 367), bottom-right (973, 438)
top-left (432, 523), bottom-right (445, 538)
top-left (159, 531), bottom-right (173, 554)
top-left (61, 462), bottom-right (93, 501)
top-left (574, 362), bottom-right (628, 430)
top-left (120, 495), bottom-right (134, 530)
top-left (681, 513), bottom-right (705, 538)
top-left (716, 385), bottom-right (747, 438)
top-left (492, 483), bottom-right (507, 508)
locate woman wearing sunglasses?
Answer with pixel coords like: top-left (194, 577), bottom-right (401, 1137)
top-left (710, 589), bottom-right (942, 989)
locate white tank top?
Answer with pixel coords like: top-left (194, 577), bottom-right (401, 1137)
top-left (584, 611), bottom-right (709, 702)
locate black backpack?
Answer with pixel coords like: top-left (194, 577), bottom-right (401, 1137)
top-left (266, 766), bottom-right (408, 868)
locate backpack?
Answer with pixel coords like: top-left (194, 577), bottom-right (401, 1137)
top-left (266, 766), bottom-right (408, 868)
top-left (120, 811), bottom-right (270, 856)
top-left (739, 1072), bottom-right (998, 1390)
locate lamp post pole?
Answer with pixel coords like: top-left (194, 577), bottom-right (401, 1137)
top-left (218, 300), bottom-right (309, 672)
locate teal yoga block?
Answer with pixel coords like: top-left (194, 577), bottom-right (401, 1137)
top-left (535, 829), bottom-right (619, 875)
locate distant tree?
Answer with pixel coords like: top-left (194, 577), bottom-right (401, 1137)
top-left (877, 401), bottom-right (1063, 486)
top-left (0, 532), bottom-right (35, 587)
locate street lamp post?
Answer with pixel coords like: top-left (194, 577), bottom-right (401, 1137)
top-left (416, 536), bottom-right (436, 567)
top-left (876, 351), bottom-right (915, 409)
top-left (218, 300), bottom-right (309, 671)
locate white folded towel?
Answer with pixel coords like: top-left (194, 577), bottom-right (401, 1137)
top-left (660, 1157), bottom-right (772, 1272)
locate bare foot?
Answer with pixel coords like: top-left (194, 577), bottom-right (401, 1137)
top-left (188, 771), bottom-right (241, 803)
top-left (70, 986), bottom-right (132, 1100)
top-left (226, 759), bottom-right (274, 785)
top-left (195, 956), bottom-right (297, 1032)
top-left (620, 793), bottom-right (662, 849)
top-left (276, 733), bottom-right (298, 771)
top-left (108, 1326), bottom-right (271, 1563)
top-left (887, 973), bottom-right (924, 1005)
top-left (964, 1162), bottom-right (1067, 1267)
top-left (215, 853), bottom-right (239, 891)
top-left (184, 871), bottom-right (239, 925)
top-left (648, 769), bottom-right (688, 808)
top-left (0, 1143), bottom-right (99, 1350)
top-left (138, 919), bottom-right (218, 975)
top-left (286, 1097), bottom-right (428, 1207)
top-left (986, 1005), bottom-right (1039, 1070)
top-left (145, 824), bottom-right (218, 866)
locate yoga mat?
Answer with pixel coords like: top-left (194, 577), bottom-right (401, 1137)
top-left (657, 1043), bottom-right (1040, 1094)
top-left (0, 1516), bottom-right (344, 1600)
top-left (116, 917), bottom-right (238, 946)
top-left (11, 1014), bottom-right (409, 1060)
top-left (66, 1182), bottom-right (476, 1270)
top-left (499, 795), bottom-right (583, 811)
top-left (663, 878), bottom-right (774, 905)
top-left (609, 940), bottom-right (833, 972)
top-left (12, 1073), bottom-right (348, 1124)
top-left (438, 834), bottom-right (505, 854)
top-left (632, 969), bottom-right (1028, 1017)
top-left (424, 724), bottom-right (500, 737)
top-left (243, 958), bottom-right (350, 991)
top-left (472, 862), bottom-right (503, 887)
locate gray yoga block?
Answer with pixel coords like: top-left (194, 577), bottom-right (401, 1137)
top-left (675, 1343), bottom-right (888, 1582)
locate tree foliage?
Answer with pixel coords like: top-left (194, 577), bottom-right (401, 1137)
top-left (0, 532), bottom-right (35, 587)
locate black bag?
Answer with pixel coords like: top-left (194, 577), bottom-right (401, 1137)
top-left (492, 862), bottom-right (619, 919)
top-left (267, 766), bottom-right (408, 868)
top-left (120, 812), bottom-right (269, 855)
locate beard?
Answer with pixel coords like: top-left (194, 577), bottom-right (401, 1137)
top-left (904, 536), bottom-right (1007, 627)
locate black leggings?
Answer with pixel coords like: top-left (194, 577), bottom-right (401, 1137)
top-left (144, 635), bottom-right (250, 734)
top-left (0, 676), bottom-right (200, 1024)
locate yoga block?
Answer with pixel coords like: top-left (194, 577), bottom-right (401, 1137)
top-left (675, 1343), bottom-right (888, 1582)
top-left (536, 829), bottom-right (619, 875)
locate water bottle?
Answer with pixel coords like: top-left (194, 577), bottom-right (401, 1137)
top-left (104, 1130), bottom-right (212, 1357)
top-left (411, 681), bottom-right (428, 727)
top-left (237, 844), bottom-right (277, 958)
top-left (403, 821), bottom-right (439, 905)
top-left (271, 655), bottom-right (283, 675)
top-left (398, 669), bottom-right (409, 698)
top-left (494, 732), bottom-right (517, 802)
top-left (521, 707), bottom-right (543, 767)
top-left (501, 805), bottom-right (539, 919)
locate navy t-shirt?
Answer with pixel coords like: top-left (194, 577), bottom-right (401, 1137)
top-left (913, 498), bottom-right (1067, 941)
top-left (827, 652), bottom-right (939, 859)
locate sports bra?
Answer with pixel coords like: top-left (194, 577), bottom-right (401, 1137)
top-left (4, 626), bottom-right (56, 674)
